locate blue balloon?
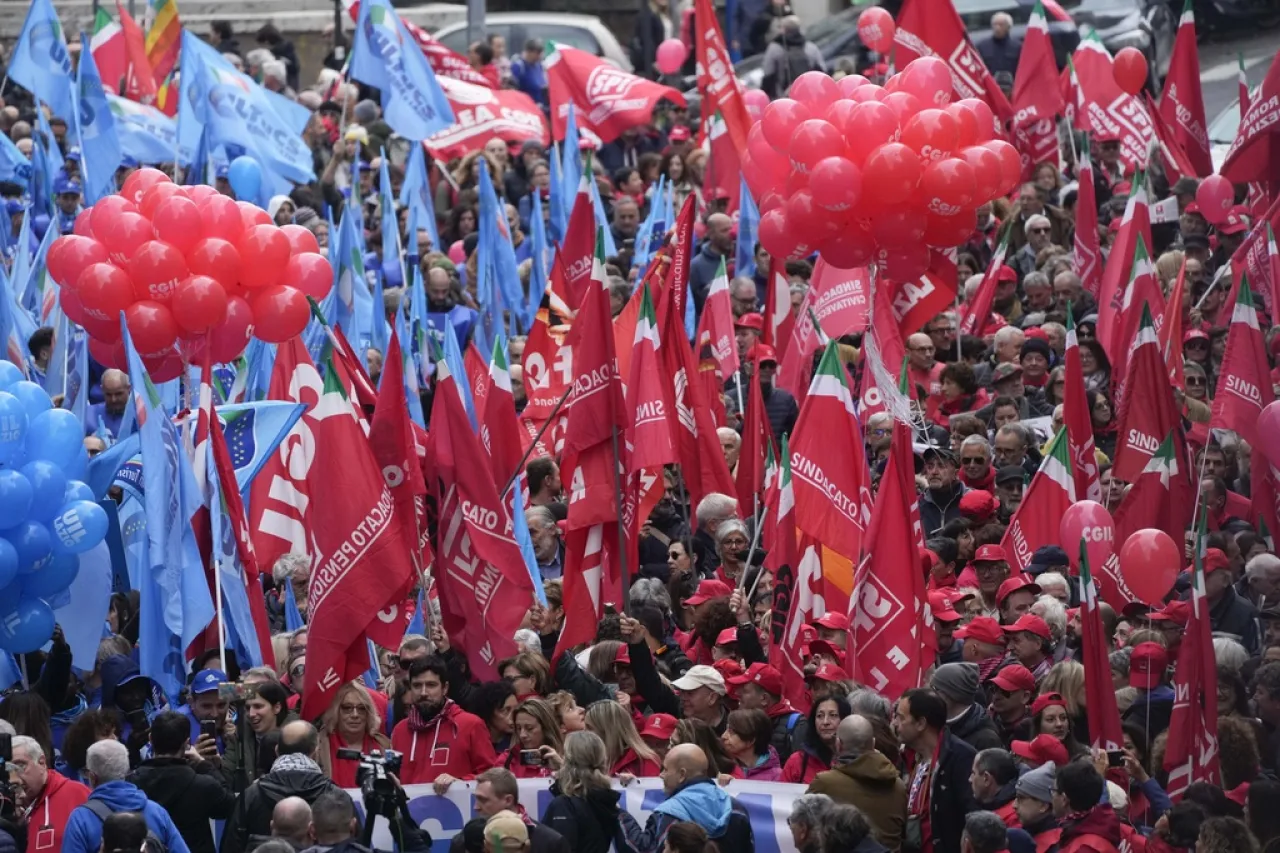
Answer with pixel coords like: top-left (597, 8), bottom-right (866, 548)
top-left (20, 551), bottom-right (78, 599)
top-left (0, 538), bottom-right (16, 591)
top-left (22, 460), bottom-right (67, 522)
top-left (8, 381), bottom-right (52, 418)
top-left (50, 500), bottom-right (108, 556)
top-left (25, 408), bottom-right (85, 471)
top-left (64, 480), bottom-right (94, 503)
top-left (63, 446), bottom-right (89, 482)
top-left (32, 214), bottom-right (49, 240)
top-left (4, 521), bottom-right (52, 574)
top-left (0, 361), bottom-right (22, 391)
top-left (0, 469), bottom-right (33, 528)
top-left (382, 259), bottom-right (404, 288)
top-left (0, 596), bottom-right (55, 654)
top-left (0, 390), bottom-right (29, 465)
top-left (228, 156), bottom-right (263, 205)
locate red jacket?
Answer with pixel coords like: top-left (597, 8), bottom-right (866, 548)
top-left (496, 749), bottom-right (555, 779)
top-left (390, 701), bottom-right (496, 784)
top-left (780, 749), bottom-right (829, 784)
top-left (612, 748), bottom-right (661, 777)
top-left (25, 770), bottom-right (90, 853)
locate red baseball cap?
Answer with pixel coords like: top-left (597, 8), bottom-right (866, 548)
top-left (712, 658), bottom-right (744, 681)
top-left (1002, 613), bottom-right (1051, 640)
top-left (1031, 692), bottom-right (1067, 716)
top-left (990, 664), bottom-right (1036, 693)
top-left (811, 663), bottom-right (848, 683)
top-left (715, 628), bottom-right (739, 647)
top-left (1012, 733), bottom-right (1070, 768)
top-left (1203, 547), bottom-right (1230, 574)
top-left (752, 343), bottom-right (778, 365)
top-left (735, 313), bottom-right (764, 332)
top-left (1183, 328), bottom-right (1210, 344)
top-left (973, 544), bottom-right (1008, 564)
top-left (1219, 211), bottom-right (1248, 235)
top-left (959, 490), bottom-right (998, 522)
top-left (615, 645), bottom-right (631, 667)
top-left (727, 662), bottom-right (784, 696)
top-left (996, 265), bottom-right (1017, 283)
top-left (813, 611), bottom-right (851, 632)
top-left (955, 616), bottom-right (1004, 645)
top-left (1113, 181), bottom-right (1133, 196)
top-left (997, 576), bottom-right (1042, 606)
top-left (1129, 641), bottom-right (1169, 690)
top-left (640, 713), bottom-right (678, 740)
top-left (668, 126), bottom-right (691, 143)
top-left (1184, 202), bottom-right (1202, 215)
top-left (1121, 601), bottom-right (1153, 619)
top-left (685, 579), bottom-right (733, 606)
top-left (1148, 600), bottom-right (1190, 626)
top-left (808, 639), bottom-right (847, 664)
top-left (928, 590), bottom-right (962, 623)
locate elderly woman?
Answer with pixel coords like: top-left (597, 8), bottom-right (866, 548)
top-left (787, 794), bottom-right (835, 853)
top-left (318, 682), bottom-right (391, 787)
top-left (712, 519), bottom-right (752, 586)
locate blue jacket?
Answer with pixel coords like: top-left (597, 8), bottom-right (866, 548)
top-left (510, 56), bottom-right (548, 106)
top-left (61, 780), bottom-right (191, 853)
top-left (616, 778), bottom-right (753, 853)
top-left (688, 243), bottom-right (729, 316)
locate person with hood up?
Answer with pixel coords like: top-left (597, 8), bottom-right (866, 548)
top-left (542, 731), bottom-right (623, 853)
top-left (390, 657), bottom-right (496, 789)
top-left (60, 739), bottom-right (189, 853)
top-left (98, 654), bottom-right (165, 765)
top-left (932, 663), bottom-right (1004, 751)
top-left (970, 748), bottom-right (1022, 828)
top-left (807, 714), bottom-right (907, 851)
top-left (8, 734), bottom-right (90, 853)
top-left (219, 722), bottom-right (343, 853)
top-left (1051, 759), bottom-right (1123, 853)
top-left (615, 743), bottom-right (754, 853)
top-left (760, 16), bottom-right (824, 100)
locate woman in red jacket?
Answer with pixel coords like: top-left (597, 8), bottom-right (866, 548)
top-left (781, 694), bottom-right (851, 784)
top-left (584, 701), bottom-right (660, 777)
top-left (495, 698), bottom-right (561, 779)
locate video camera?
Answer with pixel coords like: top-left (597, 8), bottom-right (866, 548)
top-left (337, 748), bottom-right (407, 848)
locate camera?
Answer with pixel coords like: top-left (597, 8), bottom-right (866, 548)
top-left (337, 748), bottom-right (404, 820)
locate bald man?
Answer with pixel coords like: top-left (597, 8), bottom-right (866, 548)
top-left (616, 743), bottom-right (754, 853)
top-left (807, 716), bottom-right (907, 851)
top-left (689, 213), bottom-right (736, 315)
top-left (907, 333), bottom-right (944, 397)
top-left (85, 369), bottom-right (132, 439)
top-left (270, 797), bottom-right (312, 849)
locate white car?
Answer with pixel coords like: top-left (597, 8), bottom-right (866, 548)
top-left (1207, 100), bottom-right (1240, 173)
top-left (433, 13), bottom-right (633, 72)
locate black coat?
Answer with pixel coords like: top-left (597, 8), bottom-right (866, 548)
top-left (220, 764), bottom-right (342, 853)
top-left (946, 705), bottom-right (1005, 753)
top-left (922, 732), bottom-right (979, 853)
top-left (1207, 586), bottom-right (1261, 655)
top-left (543, 786), bottom-right (623, 853)
top-left (128, 757), bottom-right (235, 853)
top-left (451, 820), bottom-right (569, 853)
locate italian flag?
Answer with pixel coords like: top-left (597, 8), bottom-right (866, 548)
top-left (91, 7), bottom-right (127, 95)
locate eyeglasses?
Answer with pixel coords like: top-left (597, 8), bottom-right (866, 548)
top-left (961, 457), bottom-right (986, 465)
top-left (1029, 227), bottom-right (1051, 235)
top-left (289, 665), bottom-right (305, 678)
top-left (1186, 377), bottom-right (1206, 387)
top-left (909, 345), bottom-right (935, 354)
top-left (668, 550), bottom-right (685, 560)
top-left (339, 704), bottom-right (366, 715)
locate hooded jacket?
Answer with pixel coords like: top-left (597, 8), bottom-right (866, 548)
top-left (219, 754), bottom-right (342, 853)
top-left (390, 700), bottom-right (496, 784)
top-left (738, 746), bottom-right (783, 781)
top-left (1057, 804), bottom-right (1123, 853)
top-left (128, 757), bottom-right (236, 853)
top-left (544, 784), bottom-right (623, 853)
top-left (22, 769), bottom-right (89, 853)
top-left (807, 751), bottom-right (908, 851)
top-left (616, 778), bottom-right (753, 853)
top-left (948, 704), bottom-right (1005, 752)
top-left (60, 780), bottom-right (191, 853)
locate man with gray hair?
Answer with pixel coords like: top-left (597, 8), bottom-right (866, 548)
top-left (1242, 552), bottom-right (1280, 610)
top-left (693, 493), bottom-right (738, 573)
top-left (961, 811), bottom-right (1009, 853)
top-left (9, 733), bottom-right (90, 851)
top-left (808, 716), bottom-right (907, 850)
top-left (959, 435), bottom-right (995, 491)
top-left (718, 427), bottom-right (742, 473)
top-left (786, 793), bottom-right (834, 853)
top-left (525, 505), bottom-right (562, 580)
top-left (817, 805), bottom-right (877, 853)
top-left (272, 553), bottom-right (311, 625)
top-left (976, 12), bottom-right (1021, 77)
top-left (61, 740), bottom-right (189, 853)
top-left (729, 277), bottom-right (758, 318)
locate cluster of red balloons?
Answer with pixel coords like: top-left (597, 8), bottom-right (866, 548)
top-left (46, 169), bottom-right (333, 381)
top-left (743, 58), bottom-right (1021, 279)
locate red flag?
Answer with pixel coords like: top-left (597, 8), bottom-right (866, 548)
top-left (1157, 3), bottom-right (1211, 175)
top-left (1064, 313), bottom-right (1103, 504)
top-left (331, 325), bottom-right (380, 413)
top-left (893, 0), bottom-right (1013, 122)
top-left (1072, 144), bottom-right (1103, 298)
top-left (1066, 34), bottom-right (1155, 171)
top-left (430, 358), bottom-right (535, 681)
top-left (1220, 52), bottom-right (1280, 185)
top-left (761, 257), bottom-right (795, 358)
top-left (1001, 430), bottom-right (1076, 572)
top-left (549, 174), bottom-right (598, 313)
top-left (1111, 304), bottom-right (1183, 483)
top-left (694, 0), bottom-right (752, 215)
top-left (1011, 2), bottom-right (1065, 128)
top-left (889, 251), bottom-right (958, 339)
top-left (555, 522), bottom-right (623, 657)
top-left (1145, 93), bottom-right (1202, 183)
top-left (627, 284), bottom-right (676, 473)
top-left (1078, 542), bottom-right (1125, 752)
top-left (959, 236), bottom-right (1010, 337)
top-left (91, 9), bottom-right (127, 95)
top-left (613, 277), bottom-right (645, 384)
top-left (117, 2), bottom-right (157, 106)
top-left (521, 309), bottom-right (572, 425)
top-left (1210, 275), bottom-right (1271, 444)
top-left (850, 418), bottom-right (927, 696)
top-left (694, 257), bottom-right (739, 380)
top-left (776, 261), bottom-right (871, 401)
top-left (464, 342), bottom-right (491, 420)
top-left (1013, 121), bottom-right (1060, 182)
top-left (1228, 197), bottom-right (1280, 322)
top-left (483, 341), bottom-right (529, 495)
top-left (546, 44), bottom-right (687, 144)
top-left (1096, 176), bottom-right (1153, 368)
top-left (734, 367), bottom-right (775, 518)
top-left (426, 79), bottom-right (549, 160)
top-left (1110, 236), bottom-right (1166, 408)
top-left (1160, 259), bottom-right (1189, 391)
top-left (655, 196), bottom-right (698, 328)
top-left (789, 342), bottom-right (872, 561)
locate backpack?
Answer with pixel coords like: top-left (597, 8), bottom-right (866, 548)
top-left (779, 43), bottom-right (813, 95)
top-left (81, 798), bottom-right (169, 853)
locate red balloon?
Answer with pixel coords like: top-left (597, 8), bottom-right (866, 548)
top-left (125, 300), bottom-right (180, 356)
top-left (901, 108), bottom-right (960, 162)
top-left (152, 196), bottom-right (204, 254)
top-left (956, 98), bottom-right (996, 143)
top-left (1059, 500), bottom-right (1116, 571)
top-left (963, 145), bottom-right (1004, 204)
top-left (836, 75), bottom-right (869, 98)
top-left (82, 313), bottom-right (122, 344)
top-left (171, 275), bottom-right (229, 334)
top-left (823, 99), bottom-right (857, 130)
top-left (129, 241), bottom-right (189, 303)
top-left (862, 143), bottom-right (923, 208)
top-left (48, 235), bottom-right (108, 290)
top-left (818, 225), bottom-right (877, 269)
top-left (249, 285), bottom-right (310, 344)
top-left (236, 225), bottom-right (291, 289)
top-left (184, 185), bottom-right (220, 204)
top-left (1118, 528), bottom-right (1180, 605)
top-left (77, 263), bottom-right (134, 321)
top-left (883, 91), bottom-right (924, 122)
top-left (90, 196), bottom-right (138, 239)
top-left (785, 190), bottom-right (827, 236)
top-left (757, 208), bottom-right (799, 259)
top-left (1112, 47), bottom-right (1148, 96)
top-left (87, 336), bottom-right (126, 369)
top-left (747, 123), bottom-right (791, 189)
top-left (923, 209), bottom-right (977, 248)
top-left (238, 202), bottom-right (273, 230)
top-left (849, 84), bottom-right (886, 104)
top-left (187, 238), bottom-right (243, 294)
top-left (900, 56), bottom-right (953, 107)
top-left (280, 224), bottom-right (321, 256)
top-left (810, 157), bottom-right (863, 212)
top-left (98, 212), bottom-right (157, 267)
top-left (948, 102), bottom-right (980, 148)
top-left (856, 5), bottom-right (895, 53)
top-left (881, 246), bottom-right (931, 281)
top-left (784, 169), bottom-right (811, 197)
top-left (198, 195), bottom-right (244, 242)
top-left (73, 209), bottom-right (93, 237)
top-left (60, 287), bottom-right (88, 325)
top-left (282, 253), bottom-right (333, 300)
top-left (1195, 175), bottom-right (1234, 225)
top-left (138, 182), bottom-right (183, 219)
top-left (788, 119), bottom-right (844, 173)
top-left (210, 296), bottom-right (255, 362)
top-left (872, 208), bottom-right (927, 250)
top-left (984, 139), bottom-right (1022, 195)
top-left (142, 349), bottom-right (185, 383)
top-left (120, 168), bottom-right (170, 206)
top-left (917, 158), bottom-right (978, 213)
top-left (789, 71), bottom-right (839, 112)
top-left (843, 102), bottom-right (900, 167)
top-left (761, 99), bottom-right (811, 155)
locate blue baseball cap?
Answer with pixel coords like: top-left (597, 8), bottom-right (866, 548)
top-left (5, 199), bottom-right (24, 217)
top-left (54, 177), bottom-right (81, 196)
top-left (66, 145), bottom-right (81, 160)
top-left (191, 669), bottom-right (228, 694)
top-left (120, 155), bottom-right (140, 169)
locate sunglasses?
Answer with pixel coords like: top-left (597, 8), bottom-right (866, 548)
top-left (1186, 377), bottom-right (1206, 387)
top-left (961, 457), bottom-right (986, 465)
top-left (1029, 227), bottom-right (1051, 234)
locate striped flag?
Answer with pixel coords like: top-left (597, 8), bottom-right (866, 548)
top-left (144, 0), bottom-right (182, 114)
top-left (91, 7), bottom-right (126, 94)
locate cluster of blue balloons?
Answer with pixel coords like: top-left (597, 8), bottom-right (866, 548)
top-left (0, 361), bottom-right (106, 654)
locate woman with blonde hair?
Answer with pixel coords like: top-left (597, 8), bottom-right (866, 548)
top-left (541, 731), bottom-right (622, 853)
top-left (499, 698), bottom-right (562, 778)
top-left (584, 701), bottom-right (660, 777)
top-left (547, 691), bottom-right (586, 735)
top-left (317, 682), bottom-right (391, 788)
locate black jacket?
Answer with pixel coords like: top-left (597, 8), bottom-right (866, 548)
top-left (920, 483), bottom-right (970, 537)
top-left (1207, 586), bottom-right (1261, 655)
top-left (761, 384), bottom-right (800, 442)
top-left (946, 705), bottom-right (1004, 753)
top-left (542, 785), bottom-right (623, 853)
top-left (128, 757), bottom-right (235, 853)
top-left (921, 732), bottom-right (979, 853)
top-left (451, 820), bottom-right (569, 853)
top-left (220, 762), bottom-right (343, 853)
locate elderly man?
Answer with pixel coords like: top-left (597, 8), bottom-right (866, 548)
top-left (62, 740), bottom-right (189, 853)
top-left (718, 427), bottom-right (742, 475)
top-left (671, 665), bottom-right (731, 733)
top-left (526, 505), bottom-right (563, 580)
top-left (611, 197), bottom-right (641, 246)
top-left (807, 715), bottom-right (906, 849)
top-left (1012, 214), bottom-right (1054, 280)
top-left (976, 12), bottom-right (1021, 76)
top-left (908, 333), bottom-right (944, 397)
top-left (921, 447), bottom-right (969, 536)
top-left (689, 214), bottom-right (735, 313)
top-left (693, 492), bottom-right (738, 572)
top-left (1053, 270), bottom-right (1094, 321)
top-left (269, 797), bottom-right (313, 850)
top-left (616, 744), bottom-right (754, 853)
top-left (1240, 553), bottom-right (1280, 611)
top-left (1010, 183), bottom-right (1072, 252)
top-left (1022, 272), bottom-right (1054, 314)
top-left (85, 368), bottom-right (130, 439)
top-left (729, 277), bottom-right (759, 317)
top-left (969, 751), bottom-right (1021, 828)
top-left (959, 435), bottom-right (995, 491)
top-left (10, 734), bottom-right (90, 853)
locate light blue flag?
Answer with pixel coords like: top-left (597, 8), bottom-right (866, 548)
top-left (509, 470), bottom-right (548, 606)
top-left (634, 176), bottom-right (665, 273)
top-left (404, 587), bottom-right (425, 638)
top-left (185, 125), bottom-right (212, 187)
top-left (177, 31), bottom-right (315, 192)
top-left (350, 0), bottom-right (455, 141)
top-left (86, 432), bottom-right (138, 499)
top-left (54, 541), bottom-right (114, 671)
top-left (408, 264), bottom-right (432, 389)
top-left (378, 157), bottom-right (403, 287)
top-left (21, 216), bottom-right (58, 318)
top-left (264, 88), bottom-right (312, 136)
top-left (548, 142), bottom-right (566, 244)
top-left (282, 580), bottom-right (305, 632)
top-left (9, 0), bottom-right (75, 125)
top-left (107, 94), bottom-right (178, 164)
top-left (240, 339), bottom-right (277, 402)
top-left (561, 107), bottom-right (583, 216)
top-left (476, 164), bottom-right (524, 332)
top-left (442, 318), bottom-right (477, 431)
top-left (35, 109), bottom-right (64, 169)
top-left (663, 181), bottom-right (675, 233)
top-left (0, 134), bottom-right (31, 186)
top-left (405, 206), bottom-right (420, 269)
top-left (1, 260), bottom-right (37, 377)
top-left (361, 638), bottom-right (381, 690)
top-left (369, 271), bottom-right (390, 373)
top-left (121, 314), bottom-right (216, 703)
top-left (399, 142), bottom-right (441, 253)
top-left (113, 456), bottom-right (146, 591)
top-left (30, 133), bottom-right (55, 217)
top-left (392, 302), bottom-right (425, 427)
top-left (43, 302), bottom-right (69, 397)
top-left (203, 434), bottom-right (263, 668)
top-left (309, 208), bottom-right (373, 362)
top-left (525, 190), bottom-right (549, 330)
top-left (587, 170), bottom-right (617, 259)
top-left (736, 175), bottom-right (759, 282)
top-left (68, 322), bottom-right (89, 426)
top-left (75, 33), bottom-right (123, 205)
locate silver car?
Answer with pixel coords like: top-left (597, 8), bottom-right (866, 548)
top-left (433, 13), bottom-right (633, 72)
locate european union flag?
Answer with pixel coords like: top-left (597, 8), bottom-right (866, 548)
top-left (9, 0), bottom-right (75, 124)
top-left (351, 0), bottom-right (455, 141)
top-left (76, 33), bottom-right (123, 205)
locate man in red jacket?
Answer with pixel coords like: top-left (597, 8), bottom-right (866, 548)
top-left (391, 657), bottom-right (496, 793)
top-left (10, 735), bottom-right (90, 853)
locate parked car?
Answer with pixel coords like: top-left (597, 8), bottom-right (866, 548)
top-left (1207, 100), bottom-right (1240, 172)
top-left (433, 13), bottom-right (632, 72)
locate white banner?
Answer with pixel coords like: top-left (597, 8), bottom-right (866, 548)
top-left (355, 778), bottom-right (807, 853)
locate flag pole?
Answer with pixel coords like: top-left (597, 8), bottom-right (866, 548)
top-left (213, 553), bottom-right (227, 673)
top-left (499, 382), bottom-right (575, 501)
top-left (610, 423), bottom-right (630, 613)
top-left (738, 499), bottom-right (764, 592)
